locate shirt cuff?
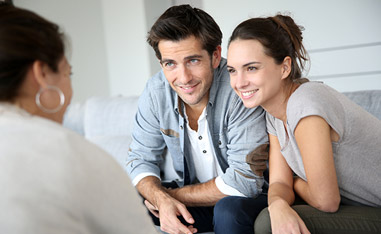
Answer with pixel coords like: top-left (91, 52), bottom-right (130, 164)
top-left (215, 176), bottom-right (246, 197)
top-left (132, 172), bottom-right (161, 186)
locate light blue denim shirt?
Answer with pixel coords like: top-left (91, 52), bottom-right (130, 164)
top-left (126, 58), bottom-right (268, 197)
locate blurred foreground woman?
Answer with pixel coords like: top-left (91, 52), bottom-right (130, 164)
top-left (0, 4), bottom-right (157, 234)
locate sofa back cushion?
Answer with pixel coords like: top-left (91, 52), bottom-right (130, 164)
top-left (84, 95), bottom-right (139, 137)
top-left (343, 90), bottom-right (381, 120)
top-left (82, 96), bottom-right (139, 167)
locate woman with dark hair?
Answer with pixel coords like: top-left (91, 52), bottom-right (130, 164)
top-left (227, 14), bottom-right (381, 233)
top-left (0, 5), bottom-right (157, 233)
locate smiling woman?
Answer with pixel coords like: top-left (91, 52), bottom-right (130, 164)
top-left (227, 14), bottom-right (381, 234)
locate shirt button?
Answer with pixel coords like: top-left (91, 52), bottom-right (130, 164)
top-left (218, 140), bottom-right (222, 145)
top-left (198, 136), bottom-right (202, 140)
top-left (180, 125), bottom-right (183, 130)
top-left (203, 150), bottom-right (207, 154)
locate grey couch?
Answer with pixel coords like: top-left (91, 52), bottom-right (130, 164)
top-left (343, 90), bottom-right (381, 119)
top-left (63, 89), bottom-right (380, 234)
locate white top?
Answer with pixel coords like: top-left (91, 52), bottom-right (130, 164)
top-left (0, 103), bottom-right (158, 234)
top-left (185, 108), bottom-right (245, 197)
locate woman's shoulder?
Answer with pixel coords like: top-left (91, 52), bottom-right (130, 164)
top-left (3, 111), bottom-right (114, 166)
top-left (286, 81), bottom-right (344, 131)
top-left (40, 118), bottom-right (114, 162)
top-left (288, 81), bottom-right (340, 109)
top-left (291, 81), bottom-right (334, 99)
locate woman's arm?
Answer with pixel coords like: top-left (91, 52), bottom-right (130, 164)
top-left (268, 134), bottom-right (310, 234)
top-left (294, 115), bottom-right (340, 212)
top-left (268, 134), bottom-right (295, 207)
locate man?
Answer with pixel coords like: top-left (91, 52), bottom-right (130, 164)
top-left (126, 5), bottom-right (268, 234)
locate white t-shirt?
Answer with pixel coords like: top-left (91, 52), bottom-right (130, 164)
top-left (0, 103), bottom-right (158, 234)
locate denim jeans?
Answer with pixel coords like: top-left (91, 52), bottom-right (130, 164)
top-left (213, 195), bottom-right (268, 234)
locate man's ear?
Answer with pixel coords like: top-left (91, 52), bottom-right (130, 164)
top-left (212, 45), bottom-right (222, 69)
top-left (281, 56), bottom-right (292, 80)
top-left (31, 60), bottom-right (49, 88)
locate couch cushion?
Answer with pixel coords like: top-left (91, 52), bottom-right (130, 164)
top-left (63, 102), bottom-right (85, 135)
top-left (343, 90), bottom-right (381, 120)
top-left (84, 95), bottom-right (139, 137)
top-left (82, 96), bottom-right (138, 169)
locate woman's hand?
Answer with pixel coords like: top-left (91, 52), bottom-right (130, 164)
top-left (268, 199), bottom-right (310, 234)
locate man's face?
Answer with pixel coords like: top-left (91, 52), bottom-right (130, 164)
top-left (158, 36), bottom-right (221, 110)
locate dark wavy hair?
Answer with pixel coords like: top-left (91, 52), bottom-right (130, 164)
top-left (147, 4), bottom-right (222, 60)
top-left (0, 5), bottom-right (65, 101)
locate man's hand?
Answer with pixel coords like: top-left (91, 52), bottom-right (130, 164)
top-left (145, 196), bottom-right (197, 234)
top-left (144, 199), bottom-right (159, 218)
top-left (137, 176), bottom-right (197, 234)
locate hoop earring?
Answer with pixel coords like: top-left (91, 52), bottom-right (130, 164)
top-left (35, 85), bottom-right (65, 113)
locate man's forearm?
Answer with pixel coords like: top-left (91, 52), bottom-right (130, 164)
top-left (167, 178), bottom-right (226, 207)
top-left (136, 176), bottom-right (172, 208)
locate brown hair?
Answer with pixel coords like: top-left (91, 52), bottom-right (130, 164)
top-left (147, 4), bottom-right (222, 60)
top-left (0, 5), bottom-right (65, 101)
top-left (229, 14), bottom-right (309, 81)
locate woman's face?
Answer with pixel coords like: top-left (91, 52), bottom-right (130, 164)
top-left (40, 56), bottom-right (73, 123)
top-left (227, 39), bottom-right (286, 109)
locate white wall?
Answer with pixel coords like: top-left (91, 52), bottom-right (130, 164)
top-left (144, 0), bottom-right (172, 76)
top-left (202, 0), bottom-right (381, 92)
top-left (14, 0), bottom-right (110, 103)
top-left (15, 0), bottom-right (381, 103)
top-left (101, 0), bottom-right (155, 98)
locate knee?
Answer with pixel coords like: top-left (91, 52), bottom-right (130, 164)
top-left (214, 196), bottom-right (261, 228)
top-left (214, 196), bottom-right (247, 221)
top-left (213, 196), bottom-right (251, 233)
top-left (254, 208), bottom-right (272, 234)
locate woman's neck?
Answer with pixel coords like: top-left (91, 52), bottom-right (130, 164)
top-left (262, 82), bottom-right (300, 124)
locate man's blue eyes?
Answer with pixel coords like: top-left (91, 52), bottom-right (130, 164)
top-left (164, 59), bottom-right (200, 67)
